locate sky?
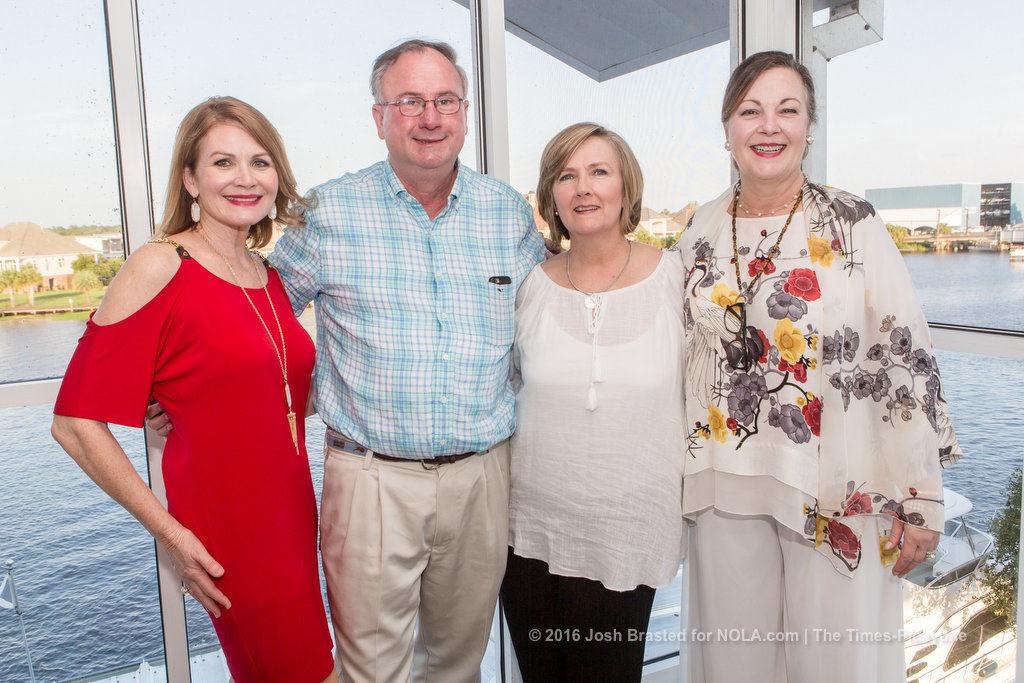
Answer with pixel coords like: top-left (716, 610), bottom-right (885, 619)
top-left (1, 0), bottom-right (1022, 228)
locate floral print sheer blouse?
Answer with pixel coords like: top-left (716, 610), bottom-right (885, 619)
top-left (679, 182), bottom-right (962, 576)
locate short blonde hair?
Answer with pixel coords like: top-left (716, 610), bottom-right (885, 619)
top-left (158, 96), bottom-right (307, 249)
top-left (536, 123), bottom-right (643, 243)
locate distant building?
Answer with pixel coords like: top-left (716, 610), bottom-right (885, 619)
top-left (671, 202), bottom-right (698, 231)
top-left (638, 208), bottom-right (685, 238)
top-left (73, 233), bottom-right (124, 259)
top-left (0, 222), bottom-right (99, 290)
top-left (865, 183), bottom-right (1023, 231)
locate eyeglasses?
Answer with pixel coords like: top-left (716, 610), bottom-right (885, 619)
top-left (379, 95), bottom-right (465, 117)
top-left (724, 302), bottom-right (753, 372)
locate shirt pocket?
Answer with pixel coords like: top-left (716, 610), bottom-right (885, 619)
top-left (477, 280), bottom-right (515, 348)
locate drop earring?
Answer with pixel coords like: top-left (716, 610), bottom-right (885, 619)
top-left (190, 196), bottom-right (201, 223)
top-left (268, 201), bottom-right (278, 221)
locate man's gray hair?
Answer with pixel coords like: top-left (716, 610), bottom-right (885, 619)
top-left (370, 39), bottom-right (469, 103)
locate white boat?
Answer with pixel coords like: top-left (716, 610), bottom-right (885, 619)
top-left (902, 488), bottom-right (1014, 682)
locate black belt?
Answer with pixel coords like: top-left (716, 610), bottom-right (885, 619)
top-left (326, 431), bottom-right (480, 465)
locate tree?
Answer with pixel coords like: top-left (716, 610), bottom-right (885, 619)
top-left (15, 264), bottom-right (41, 306)
top-left (885, 223), bottom-right (910, 248)
top-left (631, 228), bottom-right (661, 247)
top-left (73, 270), bottom-right (102, 294)
top-left (72, 253), bottom-right (97, 273)
top-left (72, 254), bottom-right (123, 285)
top-left (52, 224), bottom-right (121, 236)
top-left (92, 256), bottom-right (124, 285)
top-left (0, 269), bottom-right (17, 307)
top-left (937, 222), bottom-right (954, 235)
top-left (661, 232), bottom-right (681, 249)
top-left (981, 467), bottom-right (1021, 625)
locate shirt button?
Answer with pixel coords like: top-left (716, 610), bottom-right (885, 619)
top-left (442, 353), bottom-right (450, 361)
top-left (439, 396), bottom-right (449, 404)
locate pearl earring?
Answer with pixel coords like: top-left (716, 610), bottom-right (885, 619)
top-left (806, 135), bottom-right (814, 145)
top-left (724, 140), bottom-right (732, 151)
top-left (190, 197), bottom-right (201, 223)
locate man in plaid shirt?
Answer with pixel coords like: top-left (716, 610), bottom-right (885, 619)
top-left (271, 39), bottom-right (545, 682)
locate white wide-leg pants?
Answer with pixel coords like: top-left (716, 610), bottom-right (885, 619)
top-left (687, 509), bottom-right (905, 683)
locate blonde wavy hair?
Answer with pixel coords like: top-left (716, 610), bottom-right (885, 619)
top-left (536, 122), bottom-right (644, 243)
top-left (158, 96), bottom-right (306, 249)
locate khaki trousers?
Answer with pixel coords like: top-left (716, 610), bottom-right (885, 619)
top-left (687, 509), bottom-right (904, 683)
top-left (320, 439), bottom-right (510, 683)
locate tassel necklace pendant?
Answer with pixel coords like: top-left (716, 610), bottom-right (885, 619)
top-left (285, 382), bottom-right (299, 455)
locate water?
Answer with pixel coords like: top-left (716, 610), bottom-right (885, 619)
top-left (1, 251), bottom-right (1023, 681)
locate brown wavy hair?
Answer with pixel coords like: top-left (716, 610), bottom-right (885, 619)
top-left (536, 123), bottom-right (644, 243)
top-left (721, 51), bottom-right (817, 125)
top-left (158, 96), bottom-right (306, 249)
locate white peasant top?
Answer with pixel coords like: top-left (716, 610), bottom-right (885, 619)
top-left (508, 252), bottom-right (687, 592)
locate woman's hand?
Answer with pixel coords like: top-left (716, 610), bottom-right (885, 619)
top-left (887, 519), bottom-right (939, 577)
top-left (160, 525), bottom-right (232, 617)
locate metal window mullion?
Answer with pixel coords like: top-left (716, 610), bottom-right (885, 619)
top-left (103, 1), bottom-right (190, 681)
top-left (469, 3), bottom-right (518, 681)
top-left (470, 0), bottom-right (511, 182)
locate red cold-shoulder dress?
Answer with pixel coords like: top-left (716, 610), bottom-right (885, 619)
top-left (54, 243), bottom-right (333, 682)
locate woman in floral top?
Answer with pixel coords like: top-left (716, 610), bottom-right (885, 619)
top-left (679, 51), bottom-right (961, 682)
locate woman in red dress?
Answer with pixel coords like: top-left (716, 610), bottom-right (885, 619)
top-left (51, 97), bottom-right (337, 683)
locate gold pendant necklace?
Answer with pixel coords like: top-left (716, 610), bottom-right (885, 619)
top-left (197, 228), bottom-right (299, 455)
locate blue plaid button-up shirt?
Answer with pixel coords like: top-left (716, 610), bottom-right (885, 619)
top-left (271, 160), bottom-right (545, 458)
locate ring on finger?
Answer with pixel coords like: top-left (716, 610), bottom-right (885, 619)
top-left (180, 583), bottom-right (190, 595)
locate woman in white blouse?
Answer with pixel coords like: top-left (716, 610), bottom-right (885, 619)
top-left (501, 122), bottom-right (686, 682)
top-left (679, 51), bottom-right (961, 682)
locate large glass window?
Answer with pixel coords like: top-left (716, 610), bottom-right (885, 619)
top-left (136, 1), bottom-right (478, 672)
top-left (0, 2), bottom-right (155, 681)
top-left (138, 0), bottom-right (478, 228)
top-left (826, 3), bottom-right (1024, 680)
top-left (825, 2), bottom-right (1024, 332)
top-left (504, 23), bottom-right (731, 673)
top-left (0, 1), bottom-right (123, 384)
top-left (0, 406), bottom-right (164, 681)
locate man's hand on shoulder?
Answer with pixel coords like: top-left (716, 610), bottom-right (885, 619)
top-left (146, 400), bottom-right (173, 436)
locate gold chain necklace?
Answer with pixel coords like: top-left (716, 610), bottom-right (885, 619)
top-left (197, 228), bottom-right (299, 454)
top-left (731, 183), bottom-right (803, 302)
top-left (565, 240), bottom-right (633, 310)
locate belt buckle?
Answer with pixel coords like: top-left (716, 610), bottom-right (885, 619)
top-left (420, 457), bottom-right (446, 471)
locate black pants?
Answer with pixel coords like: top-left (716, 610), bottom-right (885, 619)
top-left (500, 548), bottom-right (656, 683)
